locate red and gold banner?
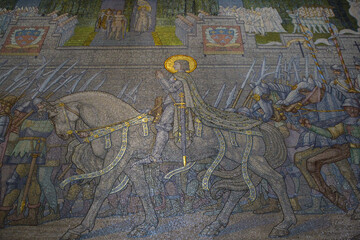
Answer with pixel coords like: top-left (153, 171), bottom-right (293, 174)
top-left (1, 26), bottom-right (49, 56)
top-left (202, 25), bottom-right (244, 55)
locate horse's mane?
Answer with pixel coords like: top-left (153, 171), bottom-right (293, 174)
top-left (57, 91), bottom-right (137, 110)
top-left (267, 83), bottom-right (292, 93)
top-left (54, 91), bottom-right (140, 126)
top-left (58, 91), bottom-right (121, 103)
top-left (58, 91), bottom-right (140, 114)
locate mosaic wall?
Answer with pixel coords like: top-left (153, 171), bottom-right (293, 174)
top-left (0, 0), bottom-right (359, 239)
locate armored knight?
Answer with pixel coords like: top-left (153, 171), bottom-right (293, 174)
top-left (137, 55), bottom-right (263, 165)
top-left (0, 95), bottom-right (17, 163)
top-left (330, 64), bottom-right (356, 98)
top-left (0, 98), bottom-right (54, 227)
top-left (304, 98), bottom-right (360, 165)
top-left (138, 58), bottom-right (195, 164)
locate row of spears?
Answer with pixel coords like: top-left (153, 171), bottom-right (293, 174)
top-left (199, 53), bottom-right (358, 112)
top-left (0, 13), bottom-right (358, 110)
top-left (0, 53), bottom-right (357, 113)
top-left (0, 57), bottom-right (142, 105)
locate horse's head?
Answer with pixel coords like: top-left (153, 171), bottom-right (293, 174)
top-left (276, 81), bottom-right (325, 113)
top-left (46, 101), bottom-right (80, 140)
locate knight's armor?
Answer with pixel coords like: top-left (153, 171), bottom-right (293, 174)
top-left (150, 75), bottom-right (184, 161)
top-left (6, 98), bottom-right (53, 165)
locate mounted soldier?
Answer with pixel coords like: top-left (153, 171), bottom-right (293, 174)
top-left (137, 56), bottom-right (196, 165)
top-left (46, 56), bottom-right (294, 239)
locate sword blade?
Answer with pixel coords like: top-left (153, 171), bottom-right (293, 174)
top-left (93, 75), bottom-right (107, 90)
top-left (117, 81), bottom-right (129, 99)
top-left (225, 83), bottom-right (237, 109)
top-left (214, 83), bottom-right (226, 108)
top-left (68, 70), bottom-right (87, 93)
top-left (78, 70), bottom-right (104, 92)
top-left (32, 59), bottom-right (70, 99)
top-left (43, 60), bottom-right (79, 92)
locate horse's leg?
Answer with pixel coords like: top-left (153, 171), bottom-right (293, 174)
top-left (60, 171), bottom-right (117, 240)
top-left (248, 155), bottom-right (296, 238)
top-left (125, 163), bottom-right (158, 238)
top-left (200, 190), bottom-right (245, 236)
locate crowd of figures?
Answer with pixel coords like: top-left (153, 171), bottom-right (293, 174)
top-left (95, 9), bottom-right (128, 41)
top-left (287, 6), bottom-right (335, 33)
top-left (218, 5), bottom-right (337, 35)
top-left (94, 1), bottom-right (152, 41)
top-left (219, 6), bottom-right (286, 35)
top-left (0, 7), bottom-right (40, 35)
top-left (53, 13), bottom-right (79, 47)
top-left (0, 56), bottom-right (359, 235)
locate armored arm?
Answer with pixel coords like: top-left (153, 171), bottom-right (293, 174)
top-left (308, 123), bottom-right (344, 139)
top-left (158, 76), bottom-right (183, 94)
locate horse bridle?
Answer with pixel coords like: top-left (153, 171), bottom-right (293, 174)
top-left (58, 102), bottom-right (83, 143)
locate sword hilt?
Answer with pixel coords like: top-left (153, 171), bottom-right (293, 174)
top-left (174, 92), bottom-right (186, 108)
top-left (183, 155), bottom-right (187, 167)
top-left (20, 200), bottom-right (26, 213)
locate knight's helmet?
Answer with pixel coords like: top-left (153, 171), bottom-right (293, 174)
top-left (16, 97), bottom-right (44, 113)
top-left (342, 98), bottom-right (360, 109)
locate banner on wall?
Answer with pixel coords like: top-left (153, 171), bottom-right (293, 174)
top-left (202, 25), bottom-right (244, 55)
top-left (1, 26), bottom-right (49, 56)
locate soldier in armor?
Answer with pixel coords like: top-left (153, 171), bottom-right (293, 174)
top-left (38, 130), bottom-right (66, 223)
top-left (301, 98), bottom-right (360, 165)
top-left (0, 98), bottom-right (54, 227)
top-left (0, 96), bottom-right (19, 205)
top-left (300, 98), bottom-right (360, 216)
top-left (0, 97), bottom-right (11, 144)
top-left (136, 60), bottom-right (194, 165)
top-left (330, 64), bottom-right (355, 98)
top-left (287, 10), bottom-right (301, 33)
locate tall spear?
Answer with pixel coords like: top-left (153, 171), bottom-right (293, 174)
top-left (232, 59), bottom-right (256, 109)
top-left (323, 13), bottom-right (357, 92)
top-left (296, 17), bottom-right (327, 84)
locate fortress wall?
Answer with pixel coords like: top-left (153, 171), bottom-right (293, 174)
top-left (0, 16), bottom-right (359, 109)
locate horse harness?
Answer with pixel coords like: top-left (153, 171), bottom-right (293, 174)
top-left (57, 102), bottom-right (151, 194)
top-left (57, 102), bottom-right (262, 202)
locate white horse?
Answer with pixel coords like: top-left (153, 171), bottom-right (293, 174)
top-left (46, 91), bottom-right (296, 239)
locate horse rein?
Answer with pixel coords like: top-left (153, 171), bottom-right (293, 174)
top-left (58, 102), bottom-right (83, 143)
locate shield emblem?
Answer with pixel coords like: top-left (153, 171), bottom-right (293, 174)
top-left (208, 28), bottom-right (235, 46)
top-left (14, 29), bottom-right (42, 48)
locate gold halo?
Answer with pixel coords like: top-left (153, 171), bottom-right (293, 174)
top-left (164, 55), bottom-right (197, 74)
top-left (138, 5), bottom-right (151, 12)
